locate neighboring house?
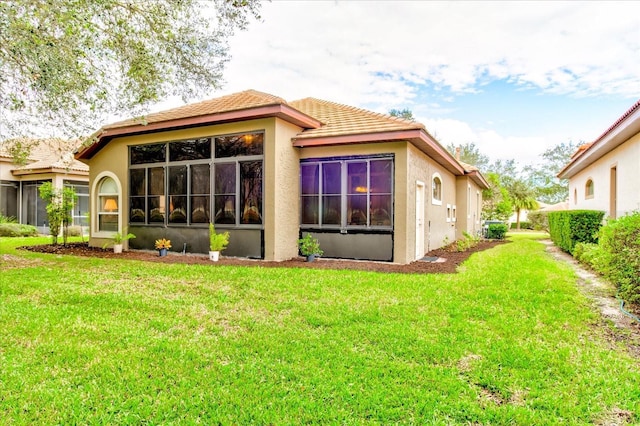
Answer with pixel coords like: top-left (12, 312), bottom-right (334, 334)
top-left (76, 90), bottom-right (488, 263)
top-left (0, 139), bottom-right (89, 233)
top-left (558, 100), bottom-right (640, 219)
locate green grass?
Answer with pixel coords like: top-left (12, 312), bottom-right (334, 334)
top-left (1, 235), bottom-right (639, 424)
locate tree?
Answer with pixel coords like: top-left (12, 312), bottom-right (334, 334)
top-left (39, 182), bottom-right (77, 245)
top-left (446, 142), bottom-right (490, 171)
top-left (388, 108), bottom-right (415, 121)
top-left (508, 179), bottom-right (539, 230)
top-left (482, 172), bottom-right (513, 221)
top-left (524, 141), bottom-right (580, 204)
top-left (0, 0), bottom-right (261, 143)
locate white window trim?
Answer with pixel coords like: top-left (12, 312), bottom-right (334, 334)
top-left (92, 171), bottom-right (123, 238)
top-left (432, 172), bottom-right (443, 206)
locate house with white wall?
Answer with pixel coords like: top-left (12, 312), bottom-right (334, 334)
top-left (558, 100), bottom-right (640, 218)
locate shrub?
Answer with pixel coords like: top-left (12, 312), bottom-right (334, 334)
top-left (572, 242), bottom-right (606, 271)
top-left (527, 211), bottom-right (548, 231)
top-left (548, 210), bottom-right (604, 253)
top-left (66, 226), bottom-right (84, 237)
top-left (0, 214), bottom-right (17, 224)
top-left (487, 223), bottom-right (508, 239)
top-left (597, 212), bottom-right (640, 303)
top-left (510, 221), bottom-right (532, 230)
top-left (454, 231), bottom-right (480, 252)
top-left (0, 223), bottom-right (39, 237)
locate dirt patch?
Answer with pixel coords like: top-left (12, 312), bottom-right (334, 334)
top-left (19, 240), bottom-right (507, 274)
top-left (543, 240), bottom-right (640, 358)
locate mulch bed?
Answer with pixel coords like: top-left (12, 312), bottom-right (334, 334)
top-left (19, 240), bottom-right (508, 274)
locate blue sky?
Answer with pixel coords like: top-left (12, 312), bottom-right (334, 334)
top-left (155, 1), bottom-right (640, 168)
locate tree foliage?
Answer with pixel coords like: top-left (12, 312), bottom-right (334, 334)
top-left (446, 142), bottom-right (489, 171)
top-left (524, 141), bottom-right (579, 204)
top-left (388, 108), bottom-right (415, 121)
top-left (0, 0), bottom-right (261, 140)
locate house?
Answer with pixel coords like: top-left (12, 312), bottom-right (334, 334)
top-left (558, 99), bottom-right (640, 219)
top-left (0, 138), bottom-right (89, 233)
top-left (75, 90), bottom-right (488, 263)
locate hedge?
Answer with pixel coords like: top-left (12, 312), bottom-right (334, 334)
top-left (597, 212), bottom-right (640, 303)
top-left (548, 210), bottom-right (604, 254)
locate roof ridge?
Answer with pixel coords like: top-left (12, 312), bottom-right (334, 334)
top-left (293, 97), bottom-right (424, 129)
top-left (592, 98), bottom-right (640, 144)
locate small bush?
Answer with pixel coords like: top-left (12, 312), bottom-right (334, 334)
top-left (598, 212), bottom-right (640, 303)
top-left (510, 221), bottom-right (532, 230)
top-left (66, 226), bottom-right (84, 237)
top-left (487, 223), bottom-right (508, 239)
top-left (0, 223), bottom-right (39, 237)
top-left (527, 211), bottom-right (548, 231)
top-left (573, 242), bottom-right (606, 271)
top-left (454, 231), bottom-right (480, 252)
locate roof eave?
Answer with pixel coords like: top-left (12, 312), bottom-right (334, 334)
top-left (293, 129), bottom-right (465, 175)
top-left (558, 101), bottom-right (640, 179)
top-left (76, 104), bottom-right (322, 161)
top-left (12, 167), bottom-right (89, 176)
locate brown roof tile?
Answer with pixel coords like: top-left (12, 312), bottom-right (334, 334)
top-left (290, 98), bottom-right (424, 139)
top-left (105, 90), bottom-right (290, 129)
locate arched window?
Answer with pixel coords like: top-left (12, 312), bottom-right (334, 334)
top-left (97, 177), bottom-right (119, 232)
top-left (585, 179), bottom-right (594, 199)
top-left (432, 174), bottom-right (442, 205)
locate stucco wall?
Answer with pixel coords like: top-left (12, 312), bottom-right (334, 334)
top-left (265, 119), bottom-right (304, 261)
top-left (455, 177), bottom-right (483, 239)
top-left (406, 144), bottom-right (457, 257)
top-left (569, 131), bottom-right (640, 217)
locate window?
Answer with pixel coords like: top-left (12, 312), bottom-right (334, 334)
top-left (97, 177), bottom-right (118, 232)
top-left (432, 174), bottom-right (442, 205)
top-left (585, 179), bottom-right (594, 199)
top-left (64, 180), bottom-right (89, 226)
top-left (128, 131), bottom-right (262, 227)
top-left (446, 204), bottom-right (452, 222)
top-left (300, 156), bottom-right (393, 229)
top-left (0, 180), bottom-right (18, 219)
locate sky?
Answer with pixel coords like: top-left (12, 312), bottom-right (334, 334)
top-left (158, 1), bottom-right (640, 168)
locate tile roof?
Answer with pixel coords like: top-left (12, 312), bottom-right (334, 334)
top-left (104, 90), bottom-right (291, 130)
top-left (291, 98), bottom-right (424, 139)
top-left (0, 138), bottom-right (88, 173)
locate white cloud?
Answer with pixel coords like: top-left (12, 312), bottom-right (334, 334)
top-left (222, 1), bottom-right (640, 103)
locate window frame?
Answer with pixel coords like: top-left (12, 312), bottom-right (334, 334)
top-left (432, 173), bottom-right (443, 206)
top-left (127, 131), bottom-right (264, 229)
top-left (93, 173), bottom-right (122, 237)
top-left (300, 155), bottom-right (394, 231)
top-left (585, 178), bottom-right (594, 199)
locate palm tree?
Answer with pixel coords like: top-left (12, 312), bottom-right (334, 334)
top-left (509, 180), bottom-right (539, 230)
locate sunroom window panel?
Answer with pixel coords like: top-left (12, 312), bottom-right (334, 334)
top-left (169, 138), bottom-right (211, 162)
top-left (168, 166), bottom-right (187, 223)
top-left (215, 133), bottom-right (263, 158)
top-left (370, 160), bottom-right (392, 193)
top-left (191, 196), bottom-right (210, 223)
top-left (214, 163), bottom-right (236, 224)
top-left (240, 161), bottom-right (262, 225)
top-left (322, 162), bottom-right (341, 194)
top-left (130, 169), bottom-right (145, 196)
top-left (301, 163), bottom-right (319, 195)
top-left (347, 194), bottom-right (367, 226)
top-left (322, 195), bottom-right (341, 225)
top-left (130, 197), bottom-right (145, 223)
top-left (130, 143), bottom-right (166, 165)
top-left (191, 164), bottom-right (210, 224)
top-left (301, 197), bottom-right (319, 225)
top-left (148, 196), bottom-right (165, 223)
top-left (347, 162), bottom-right (367, 194)
top-left (370, 194), bottom-right (392, 226)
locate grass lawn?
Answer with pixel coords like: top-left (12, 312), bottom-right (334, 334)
top-left (1, 234), bottom-right (639, 424)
